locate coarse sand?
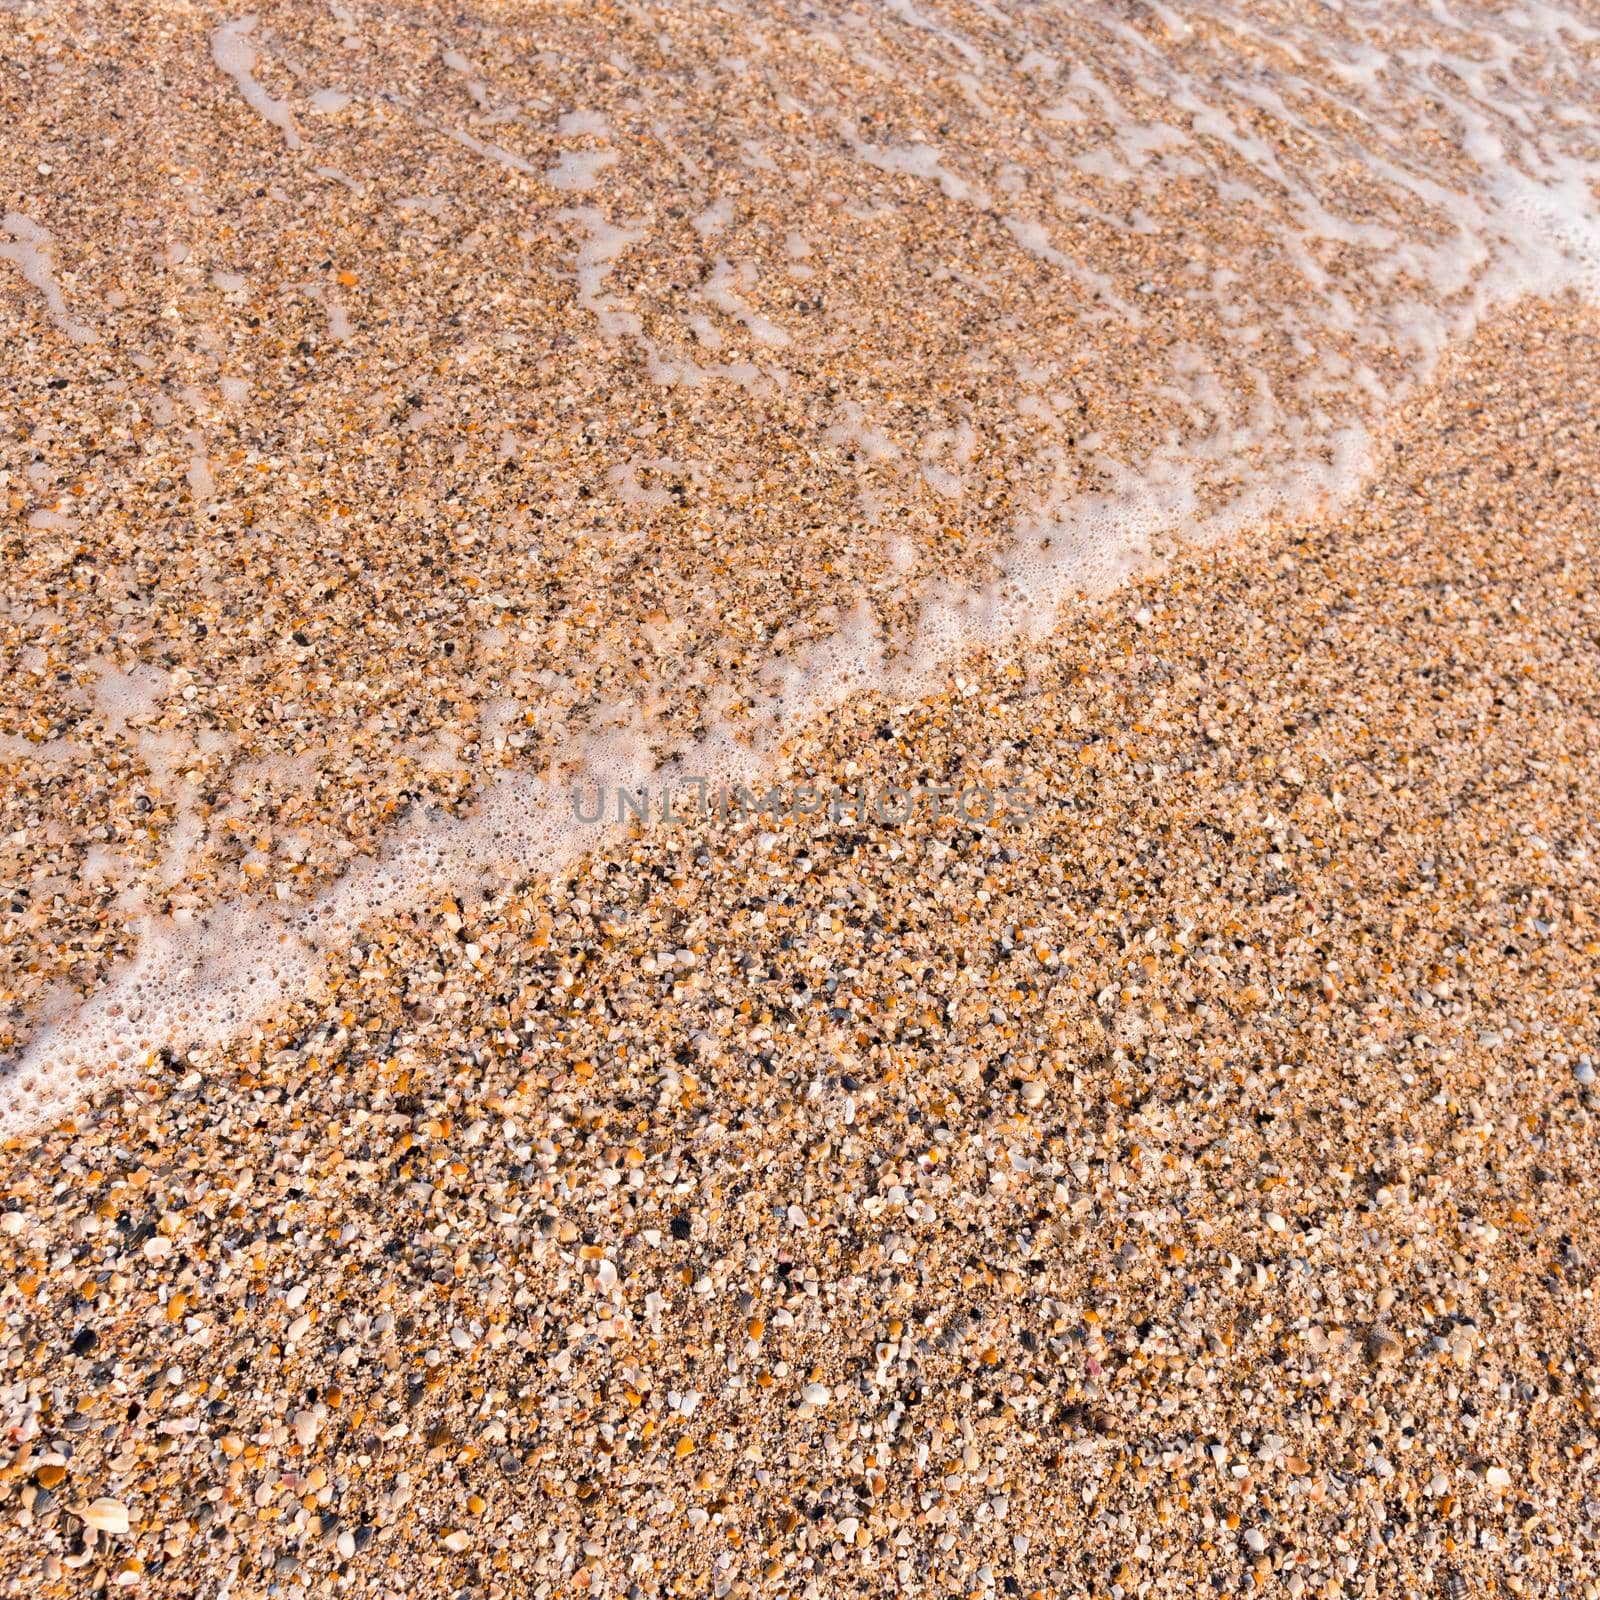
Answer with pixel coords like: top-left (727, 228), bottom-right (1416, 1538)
top-left (0, 297), bottom-right (1596, 1598)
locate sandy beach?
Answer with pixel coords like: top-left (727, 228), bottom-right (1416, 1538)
top-left (1, 294), bottom-right (1596, 1595)
top-left (4, 1), bottom-right (1600, 1596)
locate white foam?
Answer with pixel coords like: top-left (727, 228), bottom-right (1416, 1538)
top-left (552, 207), bottom-right (647, 337)
top-left (842, 124), bottom-right (990, 206)
top-left (436, 122), bottom-right (539, 177)
top-left (824, 403), bottom-right (900, 463)
top-left (701, 258), bottom-right (791, 347)
top-left (694, 197), bottom-right (737, 238)
top-left (27, 508), bottom-right (79, 533)
top-left (608, 460), bottom-right (670, 507)
top-left (558, 109), bottom-right (609, 138)
top-left (211, 17), bottom-right (301, 150)
top-left (0, 733), bottom-right (89, 764)
top-left (0, 430), bottom-right (1333, 1138)
top-left (315, 165), bottom-right (364, 195)
top-left (90, 659), bottom-right (166, 738)
top-left (545, 149), bottom-right (619, 191)
top-left (324, 296), bottom-right (353, 342)
top-left (183, 432), bottom-right (216, 501)
top-left (1, 215), bottom-right (96, 344)
top-left (1002, 215), bottom-right (1141, 322)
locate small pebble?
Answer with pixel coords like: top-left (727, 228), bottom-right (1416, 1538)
top-left (1365, 1327), bottom-right (1404, 1367)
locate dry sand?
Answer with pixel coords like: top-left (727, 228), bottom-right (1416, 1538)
top-left (1, 298), bottom-right (1597, 1597)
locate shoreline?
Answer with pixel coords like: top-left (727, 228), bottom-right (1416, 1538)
top-left (7, 0), bottom-right (1600, 1138)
